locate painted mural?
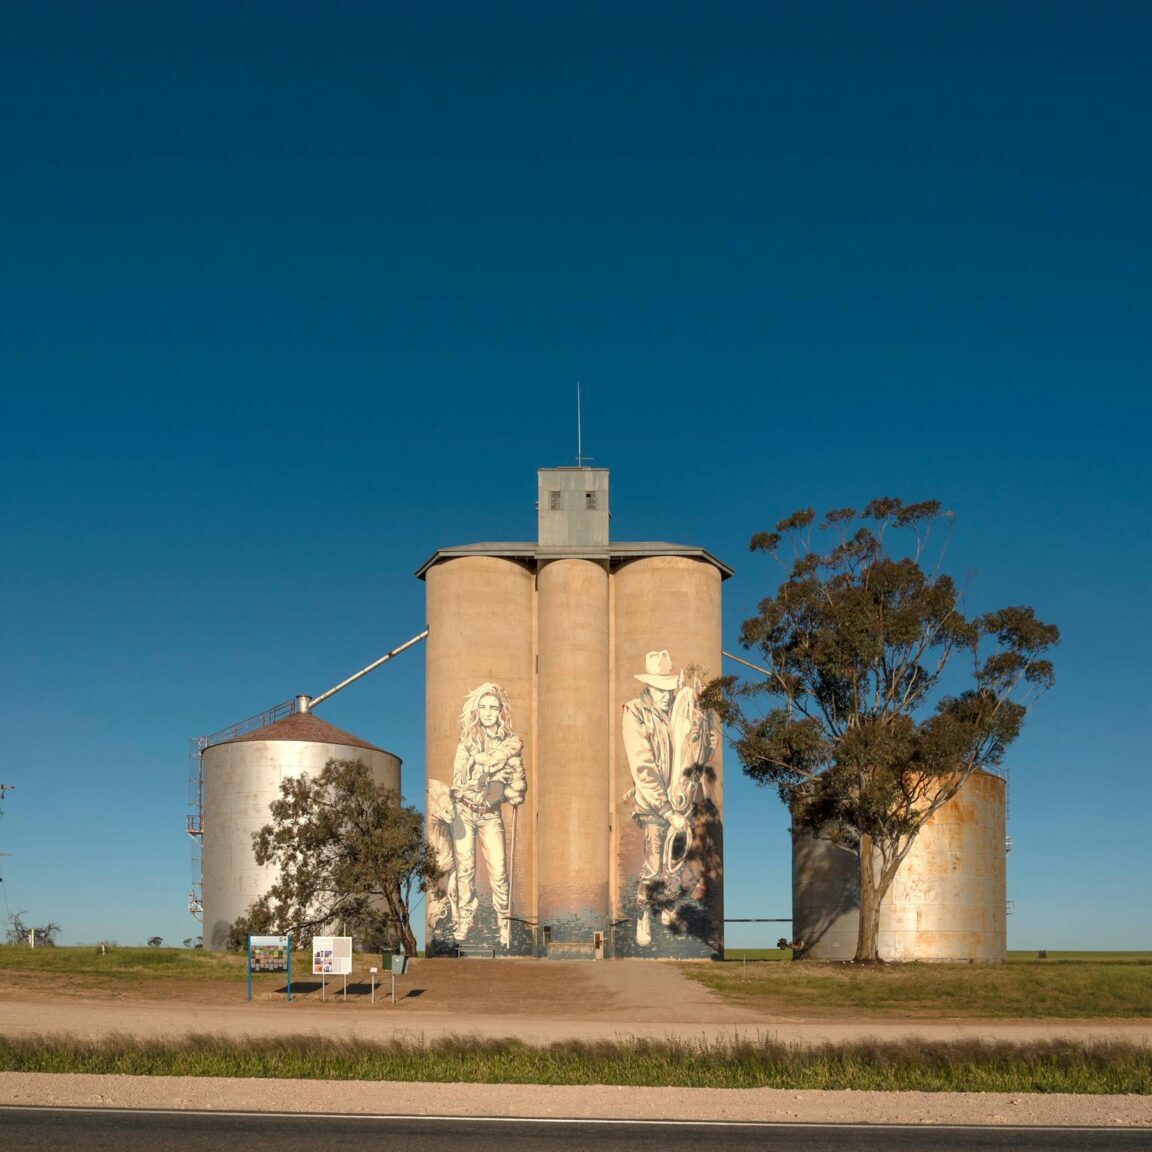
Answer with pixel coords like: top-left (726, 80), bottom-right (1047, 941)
top-left (428, 682), bottom-right (527, 952)
top-left (621, 650), bottom-right (721, 956)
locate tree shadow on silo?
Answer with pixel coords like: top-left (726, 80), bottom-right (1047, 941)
top-left (672, 796), bottom-right (724, 956)
top-left (791, 828), bottom-right (860, 959)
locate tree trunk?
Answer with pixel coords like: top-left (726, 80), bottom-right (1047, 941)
top-left (854, 833), bottom-right (882, 962)
top-left (397, 916), bottom-right (418, 956)
top-left (387, 887), bottom-right (419, 955)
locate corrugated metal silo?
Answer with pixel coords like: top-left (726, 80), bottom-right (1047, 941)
top-left (200, 711), bottom-right (401, 951)
top-left (792, 770), bottom-right (1006, 962)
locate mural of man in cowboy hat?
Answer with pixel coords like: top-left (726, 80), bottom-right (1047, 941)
top-left (622, 650), bottom-right (715, 948)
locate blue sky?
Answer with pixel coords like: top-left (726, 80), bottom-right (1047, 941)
top-left (1, 2), bottom-right (1148, 950)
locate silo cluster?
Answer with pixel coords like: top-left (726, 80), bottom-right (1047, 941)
top-left (420, 467), bottom-right (730, 958)
top-left (200, 711), bottom-right (401, 951)
top-left (193, 463), bottom-right (1010, 964)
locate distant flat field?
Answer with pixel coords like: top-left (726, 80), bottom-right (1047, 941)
top-left (1007, 951), bottom-right (1152, 963)
top-left (723, 949), bottom-right (1152, 964)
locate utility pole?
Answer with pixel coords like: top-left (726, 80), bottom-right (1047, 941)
top-left (0, 784), bottom-right (13, 903)
top-left (0, 783), bottom-right (12, 855)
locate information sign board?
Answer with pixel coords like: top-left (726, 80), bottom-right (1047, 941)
top-left (312, 935), bottom-right (353, 975)
top-left (247, 934), bottom-right (292, 1001)
top-left (249, 935), bottom-right (289, 972)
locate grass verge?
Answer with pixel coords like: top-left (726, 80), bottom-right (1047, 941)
top-left (0, 945), bottom-right (245, 981)
top-left (688, 960), bottom-right (1152, 1018)
top-left (0, 1034), bottom-right (1147, 1093)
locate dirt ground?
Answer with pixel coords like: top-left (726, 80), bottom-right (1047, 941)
top-left (1, 959), bottom-right (1149, 1127)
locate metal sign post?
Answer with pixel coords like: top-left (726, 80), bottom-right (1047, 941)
top-left (370, 966), bottom-right (377, 1004)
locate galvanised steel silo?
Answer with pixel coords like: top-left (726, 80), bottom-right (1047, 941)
top-left (200, 710), bottom-right (401, 951)
top-left (792, 770), bottom-right (1007, 962)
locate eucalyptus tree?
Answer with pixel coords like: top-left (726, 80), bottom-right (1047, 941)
top-left (704, 499), bottom-right (1058, 962)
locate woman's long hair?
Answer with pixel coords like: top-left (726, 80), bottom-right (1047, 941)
top-left (459, 682), bottom-right (514, 751)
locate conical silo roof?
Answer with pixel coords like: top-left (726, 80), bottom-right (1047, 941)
top-left (218, 711), bottom-right (384, 751)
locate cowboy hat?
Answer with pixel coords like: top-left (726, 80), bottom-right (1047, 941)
top-left (634, 650), bottom-right (679, 690)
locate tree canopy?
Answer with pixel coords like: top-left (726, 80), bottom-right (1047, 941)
top-left (704, 498), bottom-right (1059, 961)
top-left (232, 758), bottom-right (439, 955)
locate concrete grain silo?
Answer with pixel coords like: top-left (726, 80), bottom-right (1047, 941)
top-left (419, 467), bottom-right (730, 959)
top-left (200, 710), bottom-right (401, 951)
top-left (791, 770), bottom-right (1007, 962)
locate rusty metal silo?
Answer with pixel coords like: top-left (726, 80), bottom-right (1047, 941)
top-left (792, 770), bottom-right (1007, 962)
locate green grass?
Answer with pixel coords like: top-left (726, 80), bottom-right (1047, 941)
top-left (0, 1033), bottom-right (1146, 1093)
top-left (0, 944), bottom-right (246, 981)
top-left (720, 950), bottom-right (1152, 965)
top-left (691, 958), bottom-right (1152, 1018)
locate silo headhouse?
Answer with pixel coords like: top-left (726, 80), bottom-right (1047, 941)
top-left (418, 467), bottom-right (731, 959)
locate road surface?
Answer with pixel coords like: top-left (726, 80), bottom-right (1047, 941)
top-left (3, 1109), bottom-right (1152, 1152)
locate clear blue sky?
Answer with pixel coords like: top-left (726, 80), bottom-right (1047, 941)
top-left (2, 2), bottom-right (1148, 950)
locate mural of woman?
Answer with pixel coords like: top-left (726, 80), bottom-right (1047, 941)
top-left (450, 682), bottom-right (527, 948)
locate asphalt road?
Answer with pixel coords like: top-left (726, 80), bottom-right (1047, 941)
top-left (3, 1109), bottom-right (1151, 1151)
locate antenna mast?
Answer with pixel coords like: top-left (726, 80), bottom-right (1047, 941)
top-left (576, 381), bottom-right (592, 467)
top-left (577, 381), bottom-right (582, 465)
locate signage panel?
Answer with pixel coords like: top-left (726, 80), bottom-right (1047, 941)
top-left (312, 935), bottom-right (353, 975)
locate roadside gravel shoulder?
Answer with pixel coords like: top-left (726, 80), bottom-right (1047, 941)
top-left (1, 1072), bottom-right (1150, 1127)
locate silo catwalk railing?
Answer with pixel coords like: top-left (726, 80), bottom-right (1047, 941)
top-left (185, 700), bottom-right (296, 918)
top-left (185, 629), bottom-right (428, 923)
